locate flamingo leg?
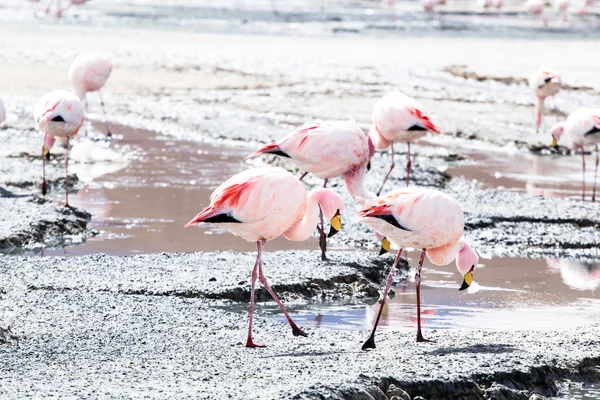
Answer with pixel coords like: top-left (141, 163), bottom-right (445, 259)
top-left (318, 178), bottom-right (329, 261)
top-left (415, 248), bottom-right (433, 342)
top-left (42, 134), bottom-right (48, 196)
top-left (246, 241), bottom-right (264, 348)
top-left (298, 171), bottom-right (308, 181)
top-left (406, 142), bottom-right (412, 187)
top-left (64, 136), bottom-right (70, 207)
top-left (257, 241), bottom-right (307, 338)
top-left (377, 142), bottom-right (395, 196)
top-left (581, 146), bottom-right (586, 201)
top-left (593, 145), bottom-right (599, 202)
top-left (98, 90), bottom-right (113, 138)
top-left (361, 249), bottom-right (404, 350)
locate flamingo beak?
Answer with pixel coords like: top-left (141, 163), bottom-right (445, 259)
top-left (43, 145), bottom-right (51, 160)
top-left (379, 237), bottom-right (391, 256)
top-left (551, 137), bottom-right (558, 148)
top-left (327, 209), bottom-right (342, 237)
top-left (459, 269), bottom-right (474, 291)
top-left (366, 159), bottom-right (372, 171)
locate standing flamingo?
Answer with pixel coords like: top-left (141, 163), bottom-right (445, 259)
top-left (185, 166), bottom-right (344, 347)
top-left (556, 0), bottom-right (570, 20)
top-left (529, 69), bottom-right (561, 133)
top-left (34, 90), bottom-right (85, 207)
top-left (44, 0), bottom-right (88, 17)
top-left (247, 120), bottom-right (374, 260)
top-left (550, 108), bottom-right (600, 201)
top-left (369, 91), bottom-right (441, 195)
top-left (524, 0), bottom-right (549, 25)
top-left (357, 187), bottom-right (478, 347)
top-left (68, 52), bottom-right (113, 137)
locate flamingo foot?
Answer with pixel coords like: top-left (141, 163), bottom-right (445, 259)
top-left (291, 324), bottom-right (308, 337)
top-left (416, 330), bottom-right (435, 343)
top-left (63, 202), bottom-right (71, 208)
top-left (42, 180), bottom-right (47, 196)
top-left (245, 338), bottom-right (266, 348)
top-left (361, 334), bottom-right (376, 350)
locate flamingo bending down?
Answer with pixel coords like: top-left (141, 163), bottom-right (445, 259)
top-left (550, 108), bottom-right (600, 201)
top-left (185, 166), bottom-right (344, 347)
top-left (369, 91), bottom-right (441, 195)
top-left (34, 90), bottom-right (85, 207)
top-left (247, 120), bottom-right (375, 260)
top-left (529, 69), bottom-right (561, 133)
top-left (357, 187), bottom-right (478, 346)
top-left (69, 52), bottom-right (113, 137)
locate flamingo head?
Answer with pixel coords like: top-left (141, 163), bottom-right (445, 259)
top-left (456, 240), bottom-right (479, 291)
top-left (366, 136), bottom-right (375, 171)
top-left (310, 188), bottom-right (345, 237)
top-left (550, 122), bottom-right (565, 148)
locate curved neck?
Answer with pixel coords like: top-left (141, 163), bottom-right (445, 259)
top-left (535, 97), bottom-right (545, 126)
top-left (343, 164), bottom-right (376, 205)
top-left (283, 193), bottom-right (322, 241)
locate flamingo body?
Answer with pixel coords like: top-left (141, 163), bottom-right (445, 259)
top-left (34, 90), bottom-right (85, 138)
top-left (69, 53), bottom-right (113, 99)
top-left (564, 108), bottom-right (600, 148)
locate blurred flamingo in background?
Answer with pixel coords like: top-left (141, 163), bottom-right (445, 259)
top-left (69, 52), bottom-right (114, 137)
top-left (44, 0), bottom-right (88, 17)
top-left (550, 108), bottom-right (600, 201)
top-left (369, 91), bottom-right (441, 194)
top-left (185, 166), bottom-right (344, 347)
top-left (547, 259), bottom-right (600, 291)
top-left (529, 68), bottom-right (561, 133)
top-left (247, 120), bottom-right (374, 260)
top-left (524, 0), bottom-right (548, 25)
top-left (34, 90), bottom-right (85, 207)
top-left (357, 187), bottom-right (478, 346)
top-left (556, 0), bottom-right (570, 20)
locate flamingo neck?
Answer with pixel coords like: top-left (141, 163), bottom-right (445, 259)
top-left (283, 191), bottom-right (322, 242)
top-left (343, 164), bottom-right (376, 205)
top-left (535, 97), bottom-right (544, 128)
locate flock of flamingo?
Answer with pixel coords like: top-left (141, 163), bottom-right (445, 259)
top-left (0, 42), bottom-right (595, 349)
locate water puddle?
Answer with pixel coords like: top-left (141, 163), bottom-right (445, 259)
top-left (35, 123), bottom-right (317, 256)
top-left (262, 255), bottom-right (599, 332)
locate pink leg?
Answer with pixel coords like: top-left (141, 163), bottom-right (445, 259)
top-left (415, 249), bottom-right (433, 342)
top-left (42, 134), bottom-right (48, 196)
top-left (362, 249), bottom-right (404, 350)
top-left (64, 136), bottom-right (70, 207)
top-left (98, 90), bottom-right (113, 138)
top-left (593, 145), bottom-right (599, 202)
top-left (298, 171), bottom-right (308, 181)
top-left (246, 241), bottom-right (264, 348)
top-left (406, 142), bottom-right (412, 187)
top-left (318, 178), bottom-right (329, 261)
top-left (257, 243), bottom-right (307, 338)
top-left (581, 147), bottom-right (586, 201)
top-left (377, 142), bottom-right (395, 196)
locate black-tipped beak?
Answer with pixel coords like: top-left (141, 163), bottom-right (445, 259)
top-left (327, 210), bottom-right (342, 238)
top-left (459, 270), bottom-right (474, 291)
top-left (366, 159), bottom-right (371, 171)
top-left (379, 237), bottom-right (390, 256)
top-left (459, 280), bottom-right (470, 291)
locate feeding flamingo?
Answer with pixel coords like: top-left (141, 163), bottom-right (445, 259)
top-left (247, 120), bottom-right (374, 260)
top-left (185, 166), bottom-right (344, 347)
top-left (529, 69), bottom-right (561, 133)
top-left (369, 91), bottom-right (441, 195)
top-left (69, 52), bottom-right (114, 137)
top-left (34, 90), bottom-right (85, 207)
top-left (357, 187), bottom-right (478, 347)
top-left (550, 108), bottom-right (600, 201)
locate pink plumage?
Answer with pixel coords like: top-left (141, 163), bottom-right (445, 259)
top-left (358, 187), bottom-right (478, 346)
top-left (529, 68), bottom-right (561, 133)
top-left (34, 90), bottom-right (85, 207)
top-left (369, 90), bottom-right (441, 193)
top-left (186, 166), bottom-right (345, 347)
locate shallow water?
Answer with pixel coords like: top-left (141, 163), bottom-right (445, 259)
top-left (264, 254), bottom-right (599, 332)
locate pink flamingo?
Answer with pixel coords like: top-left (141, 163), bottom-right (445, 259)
top-left (185, 166), bottom-right (344, 347)
top-left (550, 108), bottom-right (600, 201)
top-left (68, 52), bottom-right (114, 137)
top-left (369, 91), bottom-right (441, 195)
top-left (44, 0), bottom-right (87, 17)
top-left (34, 90), bottom-right (85, 207)
top-left (247, 120), bottom-right (374, 260)
top-left (557, 0), bottom-right (570, 20)
top-left (524, 0), bottom-right (549, 25)
top-left (529, 69), bottom-right (561, 133)
top-left (357, 187), bottom-right (479, 346)
top-left (547, 259), bottom-right (600, 291)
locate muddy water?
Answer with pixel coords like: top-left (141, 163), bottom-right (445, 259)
top-left (265, 254), bottom-right (600, 332)
top-left (39, 123), bottom-right (317, 256)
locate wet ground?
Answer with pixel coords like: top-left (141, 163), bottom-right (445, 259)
top-left (0, 1), bottom-right (600, 398)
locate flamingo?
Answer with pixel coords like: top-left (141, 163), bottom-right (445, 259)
top-left (529, 69), bottom-right (561, 133)
top-left (185, 166), bottom-right (345, 347)
top-left (44, 0), bottom-right (87, 17)
top-left (557, 0), bottom-right (570, 20)
top-left (493, 0), bottom-right (504, 10)
top-left (547, 259), bottom-right (600, 291)
top-left (68, 52), bottom-right (113, 137)
top-left (524, 0), bottom-right (549, 25)
top-left (247, 120), bottom-right (375, 260)
top-left (357, 187), bottom-right (479, 346)
top-left (369, 91), bottom-right (441, 195)
top-left (0, 98), bottom-right (6, 124)
top-left (550, 108), bottom-right (600, 201)
top-left (34, 90), bottom-right (85, 207)
top-left (422, 0), bottom-right (436, 12)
